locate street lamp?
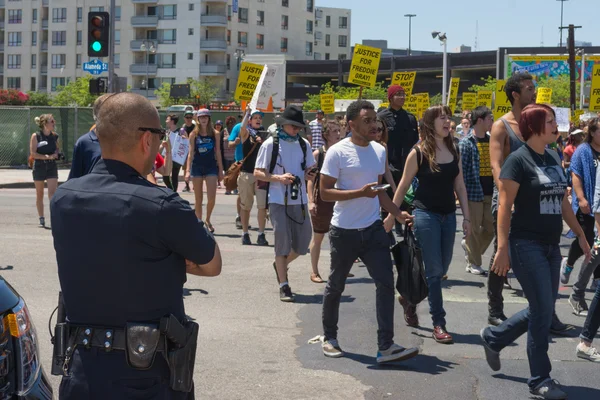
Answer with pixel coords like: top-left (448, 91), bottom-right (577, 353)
top-left (140, 40), bottom-right (156, 98)
top-left (432, 31), bottom-right (448, 105)
top-left (234, 48), bottom-right (245, 70)
top-left (557, 0), bottom-right (568, 47)
top-left (404, 14), bottom-right (416, 56)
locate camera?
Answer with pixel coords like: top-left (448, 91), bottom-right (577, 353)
top-left (290, 176), bottom-right (302, 200)
top-left (57, 152), bottom-right (66, 161)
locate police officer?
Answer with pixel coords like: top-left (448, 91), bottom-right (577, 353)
top-left (50, 92), bottom-right (222, 399)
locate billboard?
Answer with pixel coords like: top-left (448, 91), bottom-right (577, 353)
top-left (507, 55), bottom-right (600, 81)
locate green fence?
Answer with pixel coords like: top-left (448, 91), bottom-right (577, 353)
top-left (0, 106), bottom-right (330, 167)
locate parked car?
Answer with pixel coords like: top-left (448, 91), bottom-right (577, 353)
top-left (166, 105), bottom-right (194, 114)
top-left (0, 276), bottom-right (52, 399)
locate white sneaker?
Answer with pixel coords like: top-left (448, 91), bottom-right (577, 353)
top-left (466, 264), bottom-right (487, 276)
top-left (376, 343), bottom-right (419, 364)
top-left (576, 343), bottom-right (600, 362)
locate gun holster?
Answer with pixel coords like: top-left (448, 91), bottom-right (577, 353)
top-left (50, 292), bottom-right (67, 376)
top-left (166, 320), bottom-right (199, 392)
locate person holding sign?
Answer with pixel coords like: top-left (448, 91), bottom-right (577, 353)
top-left (165, 114), bottom-right (189, 192)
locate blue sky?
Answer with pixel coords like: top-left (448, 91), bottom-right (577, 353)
top-left (317, 0), bottom-right (597, 52)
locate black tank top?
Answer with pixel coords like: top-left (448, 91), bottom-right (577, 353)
top-left (35, 131), bottom-right (58, 155)
top-left (413, 147), bottom-right (459, 215)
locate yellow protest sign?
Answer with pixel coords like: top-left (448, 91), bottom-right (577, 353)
top-left (477, 91), bottom-right (493, 108)
top-left (380, 102), bottom-right (389, 108)
top-left (348, 44), bottom-right (382, 88)
top-left (462, 92), bottom-right (477, 111)
top-left (590, 64), bottom-right (600, 112)
top-left (416, 93), bottom-right (430, 120)
top-left (391, 71), bottom-right (417, 96)
top-left (572, 109), bottom-right (585, 123)
top-left (493, 80), bottom-right (511, 120)
top-left (447, 78), bottom-right (460, 114)
top-left (320, 94), bottom-right (335, 114)
top-left (404, 94), bottom-right (418, 116)
top-left (234, 62), bottom-right (265, 101)
top-left (536, 87), bottom-right (553, 104)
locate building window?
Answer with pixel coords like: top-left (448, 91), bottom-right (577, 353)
top-left (325, 34), bottom-right (330, 47)
top-left (338, 35), bottom-right (347, 47)
top-left (227, 30), bottom-right (231, 45)
top-left (226, 54), bottom-right (231, 70)
top-left (52, 8), bottom-right (67, 23)
top-left (148, 6), bottom-right (157, 16)
top-left (52, 31), bottom-right (67, 46)
top-left (189, 3), bottom-right (194, 11)
top-left (257, 10), bottom-right (264, 25)
top-left (32, 9), bottom-right (37, 23)
top-left (325, 53), bottom-right (330, 60)
top-left (8, 55), bottom-right (21, 69)
top-left (326, 15), bottom-right (330, 28)
top-left (256, 34), bottom-right (264, 49)
top-left (238, 32), bottom-right (247, 47)
top-left (160, 54), bottom-right (176, 68)
top-left (227, 5), bottom-right (232, 21)
top-left (76, 54), bottom-right (81, 67)
top-left (8, 10), bottom-right (22, 24)
top-left (115, 6), bottom-right (121, 21)
top-left (8, 32), bottom-right (22, 46)
top-left (52, 54), bottom-right (66, 69)
top-left (339, 16), bottom-right (348, 29)
top-left (188, 53), bottom-right (193, 60)
top-left (77, 7), bottom-right (82, 22)
top-left (306, 20), bottom-right (313, 34)
top-left (306, 41), bottom-right (313, 56)
top-left (31, 78), bottom-right (36, 91)
top-left (238, 7), bottom-right (248, 23)
top-left (307, 0), bottom-right (314, 12)
top-left (160, 29), bottom-right (176, 44)
top-left (114, 54), bottom-right (120, 68)
top-left (281, 37), bottom-right (288, 52)
top-left (51, 77), bottom-right (66, 91)
top-left (77, 31), bottom-right (82, 45)
top-left (314, 52), bottom-right (321, 60)
top-left (31, 54), bottom-right (37, 69)
top-left (339, 54), bottom-right (347, 60)
top-left (114, 30), bottom-right (120, 45)
top-left (7, 78), bottom-right (21, 89)
top-left (147, 30), bottom-right (158, 40)
top-left (281, 15), bottom-right (288, 30)
top-left (188, 28), bottom-right (193, 35)
top-left (161, 5), bottom-right (177, 20)
top-left (32, 31), bottom-right (37, 46)
top-left (90, 7), bottom-right (104, 12)
top-left (282, 0), bottom-right (289, 7)
top-left (226, 78), bottom-right (230, 92)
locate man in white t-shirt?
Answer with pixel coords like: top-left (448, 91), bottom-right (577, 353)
top-left (254, 105), bottom-right (317, 302)
top-left (319, 100), bottom-right (418, 364)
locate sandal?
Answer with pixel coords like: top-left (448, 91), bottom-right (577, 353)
top-left (310, 273), bottom-right (325, 283)
top-left (206, 221), bottom-right (215, 233)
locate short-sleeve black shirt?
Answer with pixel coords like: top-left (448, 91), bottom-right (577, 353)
top-left (51, 159), bottom-right (216, 327)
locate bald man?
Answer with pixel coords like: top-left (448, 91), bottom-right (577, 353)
top-left (50, 92), bottom-right (221, 399)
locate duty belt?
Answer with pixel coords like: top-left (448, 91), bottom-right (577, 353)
top-left (69, 325), bottom-right (167, 353)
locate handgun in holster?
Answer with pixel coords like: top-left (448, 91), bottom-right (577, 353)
top-left (50, 292), bottom-right (68, 376)
top-left (160, 314), bottom-right (199, 393)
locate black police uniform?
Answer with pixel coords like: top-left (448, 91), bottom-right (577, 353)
top-left (50, 159), bottom-right (216, 400)
top-left (386, 107), bottom-right (419, 184)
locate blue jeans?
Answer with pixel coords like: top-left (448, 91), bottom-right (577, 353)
top-left (580, 274), bottom-right (600, 342)
top-left (483, 238), bottom-right (561, 389)
top-left (412, 209), bottom-right (456, 327)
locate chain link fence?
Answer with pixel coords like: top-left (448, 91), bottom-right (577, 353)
top-left (0, 106), bottom-right (324, 168)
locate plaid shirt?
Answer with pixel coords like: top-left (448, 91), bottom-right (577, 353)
top-left (309, 119), bottom-right (324, 149)
top-left (459, 133), bottom-right (488, 202)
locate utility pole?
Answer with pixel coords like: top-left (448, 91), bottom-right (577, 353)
top-left (108, 0), bottom-right (116, 93)
top-left (404, 14), bottom-right (416, 56)
top-left (562, 24), bottom-right (582, 112)
top-left (557, 0), bottom-right (568, 47)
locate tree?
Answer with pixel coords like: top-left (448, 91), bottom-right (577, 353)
top-left (51, 75), bottom-right (99, 107)
top-left (467, 76), bottom-right (497, 93)
top-left (155, 78), bottom-right (221, 108)
top-left (25, 91), bottom-right (52, 106)
top-left (303, 82), bottom-right (388, 111)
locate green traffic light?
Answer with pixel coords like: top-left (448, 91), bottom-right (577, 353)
top-left (92, 41), bottom-right (102, 52)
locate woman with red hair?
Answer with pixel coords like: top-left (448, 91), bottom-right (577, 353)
top-left (480, 104), bottom-right (591, 399)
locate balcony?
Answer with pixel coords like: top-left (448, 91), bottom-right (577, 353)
top-left (41, 42), bottom-right (48, 51)
top-left (41, 65), bottom-right (47, 74)
top-left (201, 15), bottom-right (227, 26)
top-left (130, 63), bottom-right (158, 75)
top-left (199, 64), bottom-right (226, 75)
top-left (131, 15), bottom-right (159, 27)
top-left (130, 40), bottom-right (158, 51)
top-left (204, 0), bottom-right (228, 3)
top-left (201, 39), bottom-right (227, 51)
top-left (42, 20), bottom-right (48, 29)
top-left (131, 0), bottom-right (157, 3)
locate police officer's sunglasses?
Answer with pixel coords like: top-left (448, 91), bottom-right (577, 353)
top-left (138, 127), bottom-right (167, 140)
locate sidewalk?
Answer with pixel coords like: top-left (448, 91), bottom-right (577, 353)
top-left (0, 168), bottom-right (70, 189)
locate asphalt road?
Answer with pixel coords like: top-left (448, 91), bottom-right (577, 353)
top-left (1, 187), bottom-right (599, 400)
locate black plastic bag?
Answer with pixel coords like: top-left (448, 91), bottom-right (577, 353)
top-left (391, 226), bottom-right (428, 305)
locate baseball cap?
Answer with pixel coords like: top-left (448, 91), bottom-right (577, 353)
top-left (570, 129), bottom-right (584, 136)
top-left (250, 110), bottom-right (264, 117)
top-left (215, 120), bottom-right (223, 126)
top-left (184, 110), bottom-right (194, 116)
top-left (197, 108), bottom-right (211, 117)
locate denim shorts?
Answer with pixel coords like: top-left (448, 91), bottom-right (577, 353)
top-left (32, 160), bottom-right (58, 181)
top-left (191, 162), bottom-right (217, 178)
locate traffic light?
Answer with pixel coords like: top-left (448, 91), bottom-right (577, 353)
top-left (87, 12), bottom-right (109, 57)
top-left (89, 78), bottom-right (107, 94)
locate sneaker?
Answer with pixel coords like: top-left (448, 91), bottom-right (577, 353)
top-left (530, 379), bottom-right (567, 400)
top-left (39, 217), bottom-right (45, 227)
top-left (591, 278), bottom-right (599, 291)
top-left (279, 284), bottom-right (294, 302)
top-left (256, 233), bottom-right (269, 246)
top-left (182, 186), bottom-right (191, 193)
top-left (480, 327), bottom-right (501, 371)
top-left (576, 343), bottom-right (600, 362)
top-left (568, 294), bottom-right (588, 316)
top-left (376, 343), bottom-right (419, 364)
top-left (235, 216), bottom-right (242, 230)
top-left (322, 339), bottom-right (344, 358)
top-left (560, 258), bottom-right (573, 285)
top-left (487, 314), bottom-right (507, 326)
top-left (242, 233), bottom-right (251, 245)
top-left (466, 264), bottom-right (488, 276)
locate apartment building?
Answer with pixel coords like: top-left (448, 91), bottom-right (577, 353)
top-left (313, 6), bottom-right (351, 61)
top-left (0, 0), bottom-right (351, 100)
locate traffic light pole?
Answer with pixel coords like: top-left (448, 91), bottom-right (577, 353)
top-left (108, 0), bottom-right (116, 93)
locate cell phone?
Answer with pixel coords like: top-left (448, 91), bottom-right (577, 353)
top-left (372, 184), bottom-right (391, 191)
